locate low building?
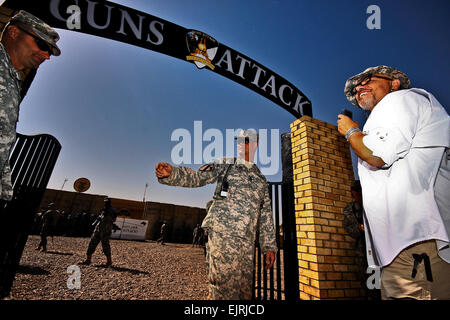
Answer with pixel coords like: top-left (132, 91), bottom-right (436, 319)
top-left (39, 189), bottom-right (206, 243)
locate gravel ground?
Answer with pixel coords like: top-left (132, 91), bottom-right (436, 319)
top-left (6, 235), bottom-right (209, 300)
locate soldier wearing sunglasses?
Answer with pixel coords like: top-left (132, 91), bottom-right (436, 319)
top-left (155, 130), bottom-right (277, 300)
top-left (337, 65), bottom-right (450, 300)
top-left (0, 11), bottom-right (60, 202)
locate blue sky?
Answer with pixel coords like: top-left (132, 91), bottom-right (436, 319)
top-left (14, 0), bottom-right (450, 208)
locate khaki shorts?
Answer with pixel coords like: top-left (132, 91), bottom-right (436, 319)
top-left (381, 240), bottom-right (450, 300)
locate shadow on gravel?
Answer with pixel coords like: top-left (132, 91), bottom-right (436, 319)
top-left (16, 265), bottom-right (50, 275)
top-left (45, 251), bottom-right (73, 256)
top-left (93, 265), bottom-right (149, 275)
top-left (158, 244), bottom-right (185, 248)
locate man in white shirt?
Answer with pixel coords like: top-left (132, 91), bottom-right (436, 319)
top-left (337, 65), bottom-right (450, 300)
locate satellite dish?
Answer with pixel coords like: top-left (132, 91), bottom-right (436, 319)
top-left (73, 178), bottom-right (90, 193)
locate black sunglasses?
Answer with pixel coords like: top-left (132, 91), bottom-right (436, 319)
top-left (352, 74), bottom-right (393, 95)
top-left (16, 26), bottom-right (52, 56)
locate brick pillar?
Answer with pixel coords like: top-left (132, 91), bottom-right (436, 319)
top-left (290, 116), bottom-right (365, 300)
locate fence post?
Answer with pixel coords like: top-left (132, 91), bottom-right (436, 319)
top-left (290, 116), bottom-right (365, 300)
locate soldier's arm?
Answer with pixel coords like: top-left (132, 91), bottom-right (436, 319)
top-left (0, 84), bottom-right (17, 175)
top-left (158, 163), bottom-right (220, 188)
top-left (258, 185), bottom-right (278, 254)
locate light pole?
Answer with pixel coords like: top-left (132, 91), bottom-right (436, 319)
top-left (61, 178), bottom-right (68, 190)
top-left (54, 178), bottom-right (69, 204)
top-left (142, 183), bottom-right (148, 218)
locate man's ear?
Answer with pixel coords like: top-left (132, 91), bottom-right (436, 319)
top-left (391, 79), bottom-right (401, 91)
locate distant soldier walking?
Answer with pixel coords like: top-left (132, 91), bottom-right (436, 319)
top-left (157, 222), bottom-right (168, 245)
top-left (156, 129), bottom-right (277, 300)
top-left (79, 197), bottom-right (117, 266)
top-left (192, 224), bottom-right (201, 247)
top-left (35, 203), bottom-right (56, 252)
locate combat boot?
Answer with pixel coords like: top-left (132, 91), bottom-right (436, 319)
top-left (79, 254), bottom-right (92, 265)
top-left (105, 255), bottom-right (112, 266)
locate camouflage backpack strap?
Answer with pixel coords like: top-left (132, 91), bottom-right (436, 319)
top-left (205, 200), bottom-right (214, 213)
top-left (213, 158), bottom-right (236, 200)
top-left (221, 161), bottom-right (234, 181)
top-left (199, 163), bottom-right (215, 172)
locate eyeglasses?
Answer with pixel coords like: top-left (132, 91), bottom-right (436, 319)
top-left (16, 26), bottom-right (52, 56)
top-left (352, 74), bottom-right (393, 95)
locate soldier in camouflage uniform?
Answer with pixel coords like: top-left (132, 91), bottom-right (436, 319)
top-left (79, 197), bottom-right (117, 266)
top-left (156, 221), bottom-right (168, 245)
top-left (36, 202), bottom-right (56, 252)
top-left (156, 129), bottom-right (277, 300)
top-left (342, 181), bottom-right (370, 292)
top-left (192, 223), bottom-right (201, 247)
top-left (0, 11), bottom-right (60, 202)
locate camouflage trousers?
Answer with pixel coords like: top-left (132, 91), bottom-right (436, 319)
top-left (37, 232), bottom-right (48, 250)
top-left (205, 231), bottom-right (254, 300)
top-left (86, 231), bottom-right (111, 257)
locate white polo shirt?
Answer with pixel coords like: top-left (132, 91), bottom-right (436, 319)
top-left (358, 88), bottom-right (450, 267)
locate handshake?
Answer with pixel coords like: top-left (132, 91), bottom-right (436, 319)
top-left (155, 162), bottom-right (173, 179)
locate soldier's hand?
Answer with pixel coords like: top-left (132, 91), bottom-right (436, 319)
top-left (265, 251), bottom-right (276, 270)
top-left (155, 162), bottom-right (173, 178)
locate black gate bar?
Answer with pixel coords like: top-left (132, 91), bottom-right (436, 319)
top-left (253, 181), bottom-right (299, 301)
top-left (0, 133), bottom-right (61, 298)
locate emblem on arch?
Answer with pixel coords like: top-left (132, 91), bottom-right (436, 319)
top-left (186, 30), bottom-right (218, 70)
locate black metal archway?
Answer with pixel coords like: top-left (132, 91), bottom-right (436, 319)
top-left (3, 0), bottom-right (312, 119)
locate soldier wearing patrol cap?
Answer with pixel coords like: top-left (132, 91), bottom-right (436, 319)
top-left (156, 129), bottom-right (277, 300)
top-left (0, 10), bottom-right (61, 202)
top-left (337, 65), bottom-right (450, 300)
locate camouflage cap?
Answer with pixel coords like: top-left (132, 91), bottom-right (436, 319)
top-left (10, 10), bottom-right (61, 56)
top-left (235, 129), bottom-right (259, 143)
top-left (344, 65), bottom-right (410, 107)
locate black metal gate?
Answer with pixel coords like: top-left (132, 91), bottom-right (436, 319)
top-left (0, 133), bottom-right (61, 298)
top-left (252, 181), bottom-right (299, 301)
